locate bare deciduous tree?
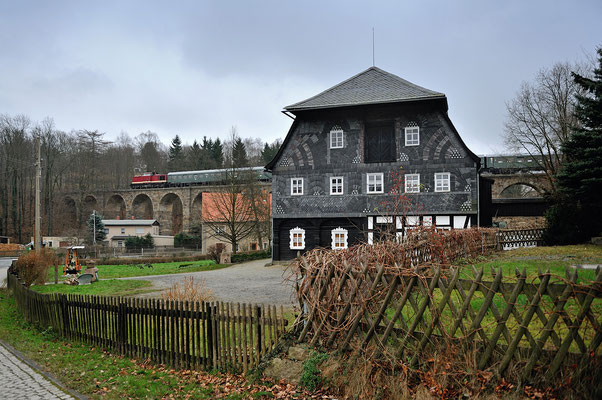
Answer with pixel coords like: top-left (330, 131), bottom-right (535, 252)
top-left (203, 167), bottom-right (257, 253)
top-left (504, 61), bottom-right (587, 195)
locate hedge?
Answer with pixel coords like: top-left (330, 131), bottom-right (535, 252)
top-left (231, 249), bottom-right (271, 263)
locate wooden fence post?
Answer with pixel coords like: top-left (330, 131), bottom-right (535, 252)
top-left (206, 302), bottom-right (214, 369)
top-left (60, 294), bottom-right (69, 338)
top-left (118, 299), bottom-right (127, 355)
top-left (255, 305), bottom-right (262, 362)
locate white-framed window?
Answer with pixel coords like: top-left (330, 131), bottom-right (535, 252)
top-left (330, 126), bottom-right (344, 149)
top-left (135, 227), bottom-right (144, 234)
top-left (366, 173), bottom-right (384, 194)
top-left (405, 174), bottom-right (420, 193)
top-left (117, 240), bottom-right (123, 247)
top-left (405, 126), bottom-right (420, 146)
top-left (435, 172), bottom-right (451, 192)
top-left (289, 227), bottom-right (305, 249)
top-left (121, 228), bottom-right (125, 234)
top-left (291, 178), bottom-right (304, 195)
top-left (330, 176), bottom-right (343, 195)
top-left (331, 227), bottom-right (348, 250)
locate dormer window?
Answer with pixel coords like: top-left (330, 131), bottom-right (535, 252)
top-left (405, 124), bottom-right (420, 146)
top-left (330, 126), bottom-right (344, 148)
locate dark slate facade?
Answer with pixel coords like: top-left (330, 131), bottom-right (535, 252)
top-left (266, 67), bottom-right (481, 261)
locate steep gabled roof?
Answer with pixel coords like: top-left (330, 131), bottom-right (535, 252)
top-left (285, 66), bottom-right (445, 112)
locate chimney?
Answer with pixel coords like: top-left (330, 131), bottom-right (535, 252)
top-left (131, 216), bottom-right (135, 220)
top-left (116, 216), bottom-right (120, 220)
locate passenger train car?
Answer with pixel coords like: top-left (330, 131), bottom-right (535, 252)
top-left (130, 167), bottom-right (272, 189)
top-left (479, 154), bottom-right (546, 171)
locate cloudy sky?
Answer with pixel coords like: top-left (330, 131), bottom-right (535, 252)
top-left (0, 1), bottom-right (600, 155)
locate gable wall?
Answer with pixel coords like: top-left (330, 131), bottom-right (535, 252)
top-left (272, 103), bottom-right (479, 219)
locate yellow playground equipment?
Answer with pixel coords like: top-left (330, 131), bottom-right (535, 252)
top-left (63, 246), bottom-right (84, 274)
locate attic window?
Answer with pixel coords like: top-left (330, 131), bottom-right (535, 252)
top-left (405, 124), bottom-right (420, 146)
top-left (330, 126), bottom-right (344, 149)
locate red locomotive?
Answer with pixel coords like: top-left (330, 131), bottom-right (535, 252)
top-left (131, 172), bottom-right (168, 188)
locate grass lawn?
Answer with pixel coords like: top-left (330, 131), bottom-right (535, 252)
top-left (0, 290), bottom-right (301, 399)
top-left (31, 279), bottom-right (154, 297)
top-left (377, 244), bottom-right (602, 353)
top-left (47, 259), bottom-right (230, 281)
top-left (454, 244), bottom-right (602, 283)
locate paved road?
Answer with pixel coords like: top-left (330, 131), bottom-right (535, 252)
top-left (0, 342), bottom-right (74, 400)
top-left (122, 259), bottom-right (299, 309)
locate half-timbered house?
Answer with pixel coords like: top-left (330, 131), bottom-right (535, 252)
top-left (266, 67), bottom-right (485, 261)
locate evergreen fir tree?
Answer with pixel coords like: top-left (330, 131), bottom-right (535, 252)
top-left (547, 46), bottom-right (602, 242)
top-left (86, 211), bottom-right (106, 245)
top-left (168, 135), bottom-right (183, 171)
top-left (212, 138), bottom-right (224, 167)
top-left (261, 140), bottom-right (281, 164)
top-left (232, 137), bottom-right (248, 167)
top-left (187, 140), bottom-right (202, 170)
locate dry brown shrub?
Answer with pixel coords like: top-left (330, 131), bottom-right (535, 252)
top-left (161, 276), bottom-right (213, 303)
top-left (13, 249), bottom-right (58, 287)
top-left (207, 243), bottom-right (225, 263)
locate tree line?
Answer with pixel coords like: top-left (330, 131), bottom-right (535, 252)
top-left (0, 118), bottom-right (280, 243)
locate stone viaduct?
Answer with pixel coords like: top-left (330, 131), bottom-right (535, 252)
top-left (482, 171), bottom-right (551, 199)
top-left (61, 183), bottom-right (270, 236)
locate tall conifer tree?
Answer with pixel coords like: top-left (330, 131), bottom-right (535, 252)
top-left (546, 46), bottom-right (602, 243)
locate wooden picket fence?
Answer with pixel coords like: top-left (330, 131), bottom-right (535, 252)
top-left (7, 271), bottom-right (287, 373)
top-left (296, 261), bottom-right (602, 381)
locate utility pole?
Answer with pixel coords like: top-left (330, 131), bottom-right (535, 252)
top-left (93, 209), bottom-right (97, 258)
top-left (34, 135), bottom-right (42, 251)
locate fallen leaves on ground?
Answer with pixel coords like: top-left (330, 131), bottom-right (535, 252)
top-left (116, 358), bottom-right (338, 399)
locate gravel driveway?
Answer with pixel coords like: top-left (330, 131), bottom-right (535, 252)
top-left (120, 259), bottom-right (298, 309)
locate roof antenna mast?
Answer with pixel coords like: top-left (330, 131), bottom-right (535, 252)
top-left (372, 27), bottom-right (376, 67)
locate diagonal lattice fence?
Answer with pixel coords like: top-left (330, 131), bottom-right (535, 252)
top-left (292, 231), bottom-right (601, 385)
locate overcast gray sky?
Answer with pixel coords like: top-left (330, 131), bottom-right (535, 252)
top-left (0, 0), bottom-right (600, 155)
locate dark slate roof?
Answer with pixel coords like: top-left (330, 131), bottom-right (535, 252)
top-left (285, 66), bottom-right (446, 112)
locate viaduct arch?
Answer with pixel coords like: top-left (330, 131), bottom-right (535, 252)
top-left (59, 184), bottom-right (270, 237)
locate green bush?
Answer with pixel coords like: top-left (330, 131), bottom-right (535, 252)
top-left (174, 233), bottom-right (201, 249)
top-left (125, 233), bottom-right (155, 249)
top-left (544, 202), bottom-right (588, 245)
top-left (299, 352), bottom-right (329, 391)
top-left (231, 248), bottom-right (271, 263)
